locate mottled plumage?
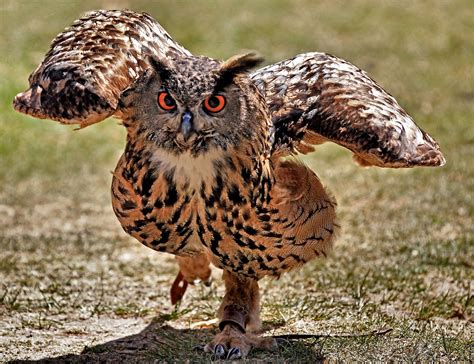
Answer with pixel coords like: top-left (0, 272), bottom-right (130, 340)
top-left (252, 53), bottom-right (444, 167)
top-left (13, 10), bottom-right (445, 360)
top-left (14, 10), bottom-right (189, 127)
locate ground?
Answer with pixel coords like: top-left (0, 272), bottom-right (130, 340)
top-left (0, 0), bottom-right (472, 362)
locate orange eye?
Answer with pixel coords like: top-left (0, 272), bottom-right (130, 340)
top-left (157, 91), bottom-right (176, 111)
top-left (203, 95), bottom-right (226, 113)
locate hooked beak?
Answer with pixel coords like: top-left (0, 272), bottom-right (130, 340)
top-left (181, 111), bottom-right (194, 141)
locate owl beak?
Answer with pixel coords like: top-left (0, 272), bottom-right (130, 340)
top-left (180, 111), bottom-right (194, 141)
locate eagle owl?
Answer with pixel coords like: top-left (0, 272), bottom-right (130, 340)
top-left (13, 10), bottom-right (445, 359)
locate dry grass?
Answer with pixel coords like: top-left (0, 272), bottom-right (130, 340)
top-left (0, 0), bottom-right (472, 362)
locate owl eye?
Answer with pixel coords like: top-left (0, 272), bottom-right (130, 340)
top-left (157, 91), bottom-right (176, 111)
top-left (203, 95), bottom-right (226, 113)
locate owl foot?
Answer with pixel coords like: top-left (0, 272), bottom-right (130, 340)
top-left (170, 254), bottom-right (212, 304)
top-left (202, 303), bottom-right (277, 359)
top-left (199, 270), bottom-right (275, 358)
top-left (170, 271), bottom-right (188, 305)
top-left (203, 323), bottom-right (277, 359)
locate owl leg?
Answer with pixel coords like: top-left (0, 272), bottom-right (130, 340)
top-left (170, 253), bottom-right (212, 304)
top-left (203, 270), bottom-right (277, 359)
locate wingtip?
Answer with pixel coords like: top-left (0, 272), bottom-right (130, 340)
top-left (13, 88), bottom-right (48, 119)
top-left (412, 143), bottom-right (446, 167)
top-left (352, 143), bottom-right (446, 168)
top-left (13, 86), bottom-right (112, 128)
top-left (434, 151), bottom-right (447, 167)
top-left (439, 154), bottom-right (447, 167)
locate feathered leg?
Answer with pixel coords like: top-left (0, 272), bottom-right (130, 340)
top-left (170, 253), bottom-right (211, 304)
top-left (204, 270), bottom-right (277, 359)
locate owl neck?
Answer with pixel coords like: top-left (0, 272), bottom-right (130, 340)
top-left (123, 137), bottom-right (274, 207)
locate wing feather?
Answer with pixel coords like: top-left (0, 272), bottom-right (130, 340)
top-left (13, 10), bottom-right (190, 128)
top-left (252, 52), bottom-right (445, 167)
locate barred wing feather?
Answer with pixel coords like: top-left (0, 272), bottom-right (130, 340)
top-left (13, 10), bottom-right (190, 128)
top-left (251, 52), bottom-right (445, 167)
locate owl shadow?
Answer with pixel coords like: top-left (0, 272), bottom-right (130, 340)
top-left (9, 317), bottom-right (324, 362)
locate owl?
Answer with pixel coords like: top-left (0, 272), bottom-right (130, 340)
top-left (13, 10), bottom-right (444, 360)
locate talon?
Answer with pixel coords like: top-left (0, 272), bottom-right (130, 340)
top-left (227, 347), bottom-right (242, 359)
top-left (214, 344), bottom-right (226, 358)
top-left (203, 278), bottom-right (212, 287)
top-left (275, 337), bottom-right (290, 347)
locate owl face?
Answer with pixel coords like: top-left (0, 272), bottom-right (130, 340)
top-left (119, 54), bottom-right (268, 156)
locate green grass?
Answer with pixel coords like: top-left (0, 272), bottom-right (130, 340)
top-left (1, 0), bottom-right (472, 362)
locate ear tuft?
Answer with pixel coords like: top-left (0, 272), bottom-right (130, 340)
top-left (220, 53), bottom-right (264, 77)
top-left (148, 55), bottom-right (173, 80)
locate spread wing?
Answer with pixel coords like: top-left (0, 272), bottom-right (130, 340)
top-left (13, 10), bottom-right (190, 128)
top-left (251, 52), bottom-right (445, 167)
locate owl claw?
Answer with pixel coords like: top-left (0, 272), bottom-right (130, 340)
top-left (202, 323), bottom-right (277, 359)
top-left (203, 277), bottom-right (212, 287)
top-left (213, 344), bottom-right (226, 358)
top-left (227, 347), bottom-right (242, 359)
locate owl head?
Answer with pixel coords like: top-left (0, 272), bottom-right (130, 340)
top-left (118, 53), bottom-right (269, 156)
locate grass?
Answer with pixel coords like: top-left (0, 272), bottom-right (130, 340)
top-left (0, 0), bottom-right (472, 362)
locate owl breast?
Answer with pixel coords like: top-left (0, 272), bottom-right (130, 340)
top-left (111, 144), bottom-right (232, 256)
top-left (149, 148), bottom-right (225, 192)
top-left (111, 140), bottom-right (337, 278)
